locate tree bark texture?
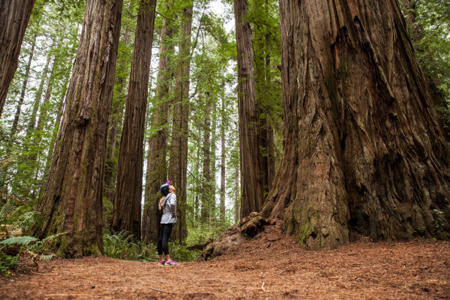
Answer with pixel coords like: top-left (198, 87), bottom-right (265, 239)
top-left (168, 2), bottom-right (193, 243)
top-left (220, 95), bottom-right (226, 222)
top-left (104, 26), bottom-right (131, 208)
top-left (0, 0), bottom-right (35, 118)
top-left (234, 0), bottom-right (265, 220)
top-left (252, 0), bottom-right (276, 199)
top-left (103, 79), bottom-right (124, 208)
top-left (201, 101), bottom-right (212, 222)
top-left (36, 0), bottom-right (123, 257)
top-left (261, 0), bottom-right (449, 249)
top-left (111, 0), bottom-right (157, 239)
top-left (142, 15), bottom-right (174, 244)
top-left (234, 164), bottom-right (240, 223)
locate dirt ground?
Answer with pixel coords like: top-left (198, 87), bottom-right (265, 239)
top-left (0, 237), bottom-right (449, 299)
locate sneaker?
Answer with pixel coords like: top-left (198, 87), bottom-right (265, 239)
top-left (158, 260), bottom-right (165, 267)
top-left (165, 260), bottom-right (179, 266)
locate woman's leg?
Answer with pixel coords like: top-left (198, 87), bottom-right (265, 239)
top-left (162, 223), bottom-right (173, 258)
top-left (157, 224), bottom-right (165, 257)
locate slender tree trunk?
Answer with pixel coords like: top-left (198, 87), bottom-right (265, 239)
top-left (234, 163), bottom-right (240, 223)
top-left (36, 0), bottom-right (123, 257)
top-left (261, 0), bottom-right (449, 249)
top-left (0, 0), bottom-right (36, 118)
top-left (111, 0), bottom-right (157, 239)
top-left (104, 26), bottom-right (131, 207)
top-left (38, 74), bottom-right (69, 201)
top-left (103, 79), bottom-right (124, 206)
top-left (194, 140), bottom-right (200, 223)
top-left (168, 2), bottom-right (193, 243)
top-left (10, 35), bottom-right (37, 137)
top-left (26, 46), bottom-right (52, 135)
top-left (234, 0), bottom-right (264, 219)
top-left (142, 12), bottom-right (174, 244)
top-left (201, 100), bottom-right (211, 223)
top-left (220, 93), bottom-right (226, 222)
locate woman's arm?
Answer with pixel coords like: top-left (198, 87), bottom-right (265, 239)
top-left (170, 194), bottom-right (177, 217)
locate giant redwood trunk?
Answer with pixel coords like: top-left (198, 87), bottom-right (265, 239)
top-left (168, 2), bottom-right (193, 243)
top-left (0, 0), bottom-right (35, 118)
top-left (111, 0), bottom-right (157, 239)
top-left (261, 0), bottom-right (449, 249)
top-left (36, 0), bottom-right (123, 257)
top-left (142, 13), bottom-right (174, 244)
top-left (234, 0), bottom-right (265, 219)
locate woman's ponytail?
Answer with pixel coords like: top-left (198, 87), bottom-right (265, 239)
top-left (159, 196), bottom-right (166, 210)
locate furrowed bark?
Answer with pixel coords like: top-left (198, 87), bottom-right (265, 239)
top-left (261, 0), bottom-right (449, 249)
top-left (142, 11), bottom-right (174, 244)
top-left (111, 0), bottom-right (157, 239)
top-left (0, 0), bottom-right (36, 118)
top-left (169, 2), bottom-right (193, 243)
top-left (36, 0), bottom-right (123, 257)
top-left (234, 0), bottom-right (265, 220)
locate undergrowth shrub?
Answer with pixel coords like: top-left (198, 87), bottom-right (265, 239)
top-left (185, 224), bottom-right (229, 247)
top-left (103, 231), bottom-right (200, 262)
top-left (0, 235), bottom-right (57, 276)
top-left (168, 242), bottom-right (200, 261)
top-left (103, 231), bottom-right (158, 261)
top-left (0, 251), bottom-right (19, 276)
top-left (0, 195), bottom-right (43, 238)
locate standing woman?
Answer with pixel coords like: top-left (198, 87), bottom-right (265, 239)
top-left (157, 181), bottom-right (179, 266)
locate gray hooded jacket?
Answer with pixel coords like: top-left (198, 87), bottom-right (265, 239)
top-left (160, 193), bottom-right (177, 224)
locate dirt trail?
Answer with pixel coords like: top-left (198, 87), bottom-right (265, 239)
top-left (1, 239), bottom-right (449, 299)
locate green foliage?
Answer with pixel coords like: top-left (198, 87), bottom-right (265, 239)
top-left (168, 242), bottom-right (200, 261)
top-left (185, 223), bottom-right (229, 247)
top-left (432, 209), bottom-right (450, 239)
top-left (0, 251), bottom-right (19, 276)
top-left (0, 234), bottom-right (61, 276)
top-left (407, 0), bottom-right (450, 94)
top-left (103, 231), bottom-right (158, 261)
top-left (1, 0), bottom-right (84, 206)
top-left (0, 236), bottom-right (38, 246)
top-left (103, 231), bottom-right (200, 262)
top-left (0, 196), bottom-right (43, 238)
top-left (401, 0), bottom-right (450, 135)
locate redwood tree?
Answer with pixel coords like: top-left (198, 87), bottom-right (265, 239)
top-left (0, 0), bottom-right (36, 118)
top-left (142, 11), bottom-right (174, 244)
top-left (261, 0), bottom-right (449, 249)
top-left (111, 0), bottom-right (157, 239)
top-left (168, 1), bottom-right (193, 243)
top-left (234, 0), bottom-right (265, 219)
top-left (36, 0), bottom-right (123, 257)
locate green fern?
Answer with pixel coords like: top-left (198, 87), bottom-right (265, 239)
top-left (39, 254), bottom-right (55, 261)
top-left (0, 236), bottom-right (38, 246)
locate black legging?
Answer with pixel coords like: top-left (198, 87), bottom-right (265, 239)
top-left (157, 223), bottom-right (173, 255)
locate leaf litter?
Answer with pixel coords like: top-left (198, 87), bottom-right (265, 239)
top-left (0, 236), bottom-right (448, 299)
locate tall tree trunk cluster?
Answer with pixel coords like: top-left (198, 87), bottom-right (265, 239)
top-left (234, 0), bottom-right (281, 221)
top-left (111, 0), bottom-right (157, 239)
top-left (36, 0), bottom-right (123, 257)
top-left (261, 0), bottom-right (449, 249)
top-left (234, 0), bottom-right (266, 220)
top-left (168, 2), bottom-right (193, 243)
top-left (142, 11), bottom-right (174, 244)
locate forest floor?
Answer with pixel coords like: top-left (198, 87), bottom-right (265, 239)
top-left (0, 236), bottom-right (449, 299)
